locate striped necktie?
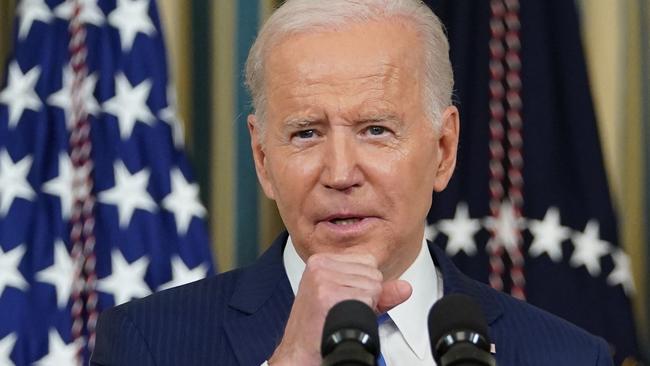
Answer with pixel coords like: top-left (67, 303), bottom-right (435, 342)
top-left (376, 313), bottom-right (390, 366)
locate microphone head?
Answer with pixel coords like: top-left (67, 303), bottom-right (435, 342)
top-left (321, 300), bottom-right (380, 359)
top-left (428, 294), bottom-right (492, 364)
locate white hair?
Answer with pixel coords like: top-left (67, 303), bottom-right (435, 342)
top-left (244, 0), bottom-right (453, 136)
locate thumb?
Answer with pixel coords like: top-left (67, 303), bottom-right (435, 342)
top-left (377, 280), bottom-right (412, 313)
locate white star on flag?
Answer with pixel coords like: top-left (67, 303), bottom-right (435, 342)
top-left (47, 65), bottom-right (100, 130)
top-left (54, 0), bottom-right (105, 26)
top-left (102, 73), bottom-right (155, 140)
top-left (98, 161), bottom-right (157, 228)
top-left (33, 329), bottom-right (81, 366)
top-left (107, 0), bottom-right (156, 51)
top-left (0, 62), bottom-right (42, 128)
top-left (438, 202), bottom-right (481, 256)
top-left (16, 0), bottom-right (53, 40)
top-left (483, 200), bottom-right (526, 254)
top-left (0, 150), bottom-right (35, 216)
top-left (569, 220), bottom-right (611, 277)
top-left (528, 207), bottom-right (571, 262)
top-left (158, 256), bottom-right (208, 291)
top-left (35, 240), bottom-right (75, 309)
top-left (97, 249), bottom-right (151, 305)
top-left (0, 333), bottom-right (17, 366)
top-left (0, 244), bottom-right (28, 298)
top-left (159, 85), bottom-right (185, 149)
top-left (607, 249), bottom-right (635, 295)
top-left (42, 153), bottom-right (75, 220)
top-left (162, 168), bottom-right (207, 235)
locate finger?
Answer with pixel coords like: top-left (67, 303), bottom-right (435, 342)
top-left (330, 272), bottom-right (383, 294)
top-left (324, 288), bottom-right (380, 310)
top-left (377, 280), bottom-right (412, 313)
top-left (309, 252), bottom-right (378, 268)
top-left (306, 255), bottom-right (382, 280)
top-left (299, 268), bottom-right (383, 303)
top-left (301, 283), bottom-right (381, 312)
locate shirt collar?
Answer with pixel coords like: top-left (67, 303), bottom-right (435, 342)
top-left (386, 239), bottom-right (440, 359)
top-left (282, 235), bottom-right (441, 359)
top-left (283, 236), bottom-right (305, 295)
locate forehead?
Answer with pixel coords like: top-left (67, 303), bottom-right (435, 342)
top-left (263, 20), bottom-right (425, 115)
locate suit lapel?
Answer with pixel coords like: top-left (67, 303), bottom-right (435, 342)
top-left (428, 242), bottom-right (504, 326)
top-left (224, 232), bottom-right (295, 365)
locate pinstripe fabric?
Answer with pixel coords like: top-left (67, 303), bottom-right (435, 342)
top-left (91, 232), bottom-right (612, 365)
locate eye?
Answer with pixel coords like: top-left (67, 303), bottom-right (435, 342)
top-left (295, 129), bottom-right (316, 139)
top-left (366, 126), bottom-right (387, 136)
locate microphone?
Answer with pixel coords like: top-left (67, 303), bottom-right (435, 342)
top-left (321, 300), bottom-right (380, 366)
top-left (428, 294), bottom-right (496, 366)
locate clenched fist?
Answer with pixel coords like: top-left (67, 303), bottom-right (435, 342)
top-left (268, 252), bottom-right (412, 365)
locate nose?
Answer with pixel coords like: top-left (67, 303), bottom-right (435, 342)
top-left (321, 131), bottom-right (364, 192)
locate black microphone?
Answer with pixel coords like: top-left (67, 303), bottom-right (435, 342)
top-left (321, 300), bottom-right (380, 366)
top-left (428, 294), bottom-right (496, 366)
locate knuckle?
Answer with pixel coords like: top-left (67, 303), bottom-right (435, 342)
top-left (371, 269), bottom-right (383, 282)
top-left (370, 282), bottom-right (382, 295)
top-left (306, 255), bottom-right (321, 268)
top-left (316, 291), bottom-right (328, 305)
top-left (306, 254), bottom-right (330, 269)
top-left (315, 285), bottom-right (331, 305)
top-left (362, 254), bottom-right (378, 267)
top-left (360, 295), bottom-right (375, 309)
top-left (311, 270), bottom-right (327, 284)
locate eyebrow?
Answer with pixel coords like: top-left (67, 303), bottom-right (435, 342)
top-left (357, 113), bottom-right (401, 124)
top-left (283, 117), bottom-right (321, 129)
top-left (281, 113), bottom-right (401, 129)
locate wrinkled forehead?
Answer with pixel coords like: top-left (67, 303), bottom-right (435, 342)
top-left (259, 21), bottom-right (431, 129)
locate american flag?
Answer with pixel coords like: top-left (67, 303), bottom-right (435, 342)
top-left (0, 0), bottom-right (214, 364)
top-left (426, 0), bottom-right (639, 364)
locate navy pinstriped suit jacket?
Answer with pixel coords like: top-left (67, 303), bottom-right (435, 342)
top-left (91, 232), bottom-right (613, 365)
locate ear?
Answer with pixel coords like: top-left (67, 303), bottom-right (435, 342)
top-left (432, 106), bottom-right (460, 192)
top-left (248, 115), bottom-right (276, 200)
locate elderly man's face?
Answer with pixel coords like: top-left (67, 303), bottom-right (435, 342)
top-left (249, 20), bottom-right (458, 279)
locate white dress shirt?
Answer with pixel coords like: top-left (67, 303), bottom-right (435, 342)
top-left (283, 235), bottom-right (443, 365)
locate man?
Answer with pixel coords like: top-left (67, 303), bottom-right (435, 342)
top-left (91, 0), bottom-right (613, 365)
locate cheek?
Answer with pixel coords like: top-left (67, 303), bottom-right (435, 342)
top-left (266, 150), bottom-right (323, 210)
top-left (370, 142), bottom-right (437, 184)
top-left (369, 144), bottom-right (437, 213)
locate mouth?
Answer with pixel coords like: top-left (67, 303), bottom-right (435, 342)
top-left (316, 214), bottom-right (379, 236)
top-left (320, 213), bottom-right (370, 224)
top-left (328, 217), bottom-right (363, 226)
